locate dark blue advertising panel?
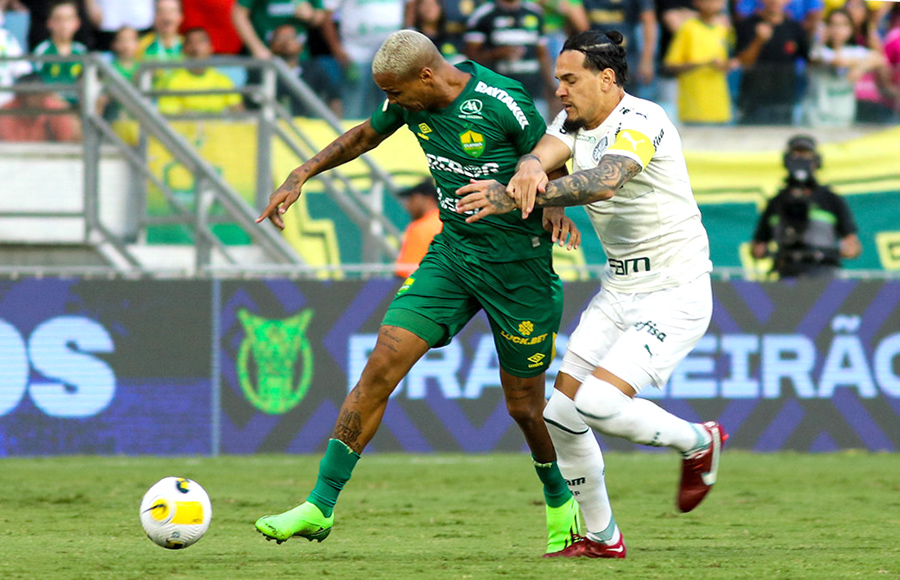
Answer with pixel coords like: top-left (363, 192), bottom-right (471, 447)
top-left (3, 277), bottom-right (898, 455)
top-left (689, 279), bottom-right (900, 452)
top-left (219, 278), bottom-right (900, 454)
top-left (0, 279), bottom-right (212, 455)
top-left (219, 280), bottom-right (403, 454)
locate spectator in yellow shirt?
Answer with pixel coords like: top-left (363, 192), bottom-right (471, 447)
top-left (394, 179), bottom-right (443, 279)
top-left (157, 27), bottom-right (243, 114)
top-left (663, 0), bottom-right (737, 124)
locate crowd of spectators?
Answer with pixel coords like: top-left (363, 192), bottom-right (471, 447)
top-left (0, 0), bottom-right (898, 142)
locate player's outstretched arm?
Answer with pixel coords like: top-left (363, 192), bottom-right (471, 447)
top-left (257, 120), bottom-right (391, 229)
top-left (457, 154), bottom-right (641, 222)
top-left (539, 155), bottom-right (641, 207)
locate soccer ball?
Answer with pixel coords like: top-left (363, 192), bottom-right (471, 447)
top-left (139, 477), bottom-right (212, 549)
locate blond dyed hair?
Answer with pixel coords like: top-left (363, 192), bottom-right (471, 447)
top-left (372, 29), bottom-right (442, 80)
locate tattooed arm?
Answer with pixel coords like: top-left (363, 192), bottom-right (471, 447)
top-left (456, 155), bottom-right (642, 223)
top-left (539, 155), bottom-right (641, 207)
top-left (257, 120), bottom-right (392, 229)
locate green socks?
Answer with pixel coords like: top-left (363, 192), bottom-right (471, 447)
top-left (533, 458), bottom-right (572, 508)
top-left (307, 439), bottom-right (361, 517)
top-left (305, 444), bottom-right (570, 517)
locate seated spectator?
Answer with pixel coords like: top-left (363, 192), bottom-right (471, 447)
top-left (0, 11), bottom-right (32, 107)
top-left (33, 0), bottom-right (88, 104)
top-left (139, 0), bottom-right (183, 61)
top-left (99, 25), bottom-right (140, 120)
top-left (734, 0), bottom-right (809, 124)
top-left (664, 0), bottom-right (736, 124)
top-left (157, 27), bottom-right (243, 114)
top-left (268, 22), bottom-right (341, 117)
top-left (22, 0), bottom-right (101, 50)
top-left (394, 179), bottom-right (442, 279)
top-left (111, 25), bottom-right (140, 82)
top-left (0, 71), bottom-right (81, 141)
top-left (803, 8), bottom-right (885, 127)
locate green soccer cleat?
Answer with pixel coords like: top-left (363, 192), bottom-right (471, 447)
top-left (255, 502), bottom-right (334, 544)
top-left (544, 497), bottom-right (584, 555)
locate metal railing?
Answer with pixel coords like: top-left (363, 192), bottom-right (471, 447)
top-left (0, 53), bottom-right (307, 275)
top-left (0, 53), bottom-right (409, 276)
top-left (134, 56), bottom-right (404, 264)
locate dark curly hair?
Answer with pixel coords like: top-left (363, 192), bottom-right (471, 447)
top-left (561, 30), bottom-right (629, 87)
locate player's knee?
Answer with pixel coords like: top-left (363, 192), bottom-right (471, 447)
top-left (543, 390), bottom-right (578, 429)
top-left (356, 358), bottom-right (401, 402)
top-left (360, 334), bottom-right (422, 396)
top-left (573, 377), bottom-right (631, 434)
top-left (505, 397), bottom-right (543, 429)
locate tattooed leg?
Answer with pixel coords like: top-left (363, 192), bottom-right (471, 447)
top-left (332, 325), bottom-right (429, 453)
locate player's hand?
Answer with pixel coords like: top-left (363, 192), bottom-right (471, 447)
top-left (508, 156), bottom-right (547, 219)
top-left (455, 179), bottom-right (516, 223)
top-left (542, 207), bottom-right (581, 250)
top-left (257, 174), bottom-right (304, 230)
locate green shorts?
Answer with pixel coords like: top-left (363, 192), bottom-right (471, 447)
top-left (383, 241), bottom-right (563, 377)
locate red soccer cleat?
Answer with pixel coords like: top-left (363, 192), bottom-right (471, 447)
top-left (542, 534), bottom-right (627, 559)
top-left (678, 421), bottom-right (728, 513)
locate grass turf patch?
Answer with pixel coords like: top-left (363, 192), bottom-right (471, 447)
top-left (1, 452), bottom-right (898, 579)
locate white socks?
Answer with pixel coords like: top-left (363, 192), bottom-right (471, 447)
top-left (573, 375), bottom-right (709, 455)
top-left (543, 391), bottom-right (619, 543)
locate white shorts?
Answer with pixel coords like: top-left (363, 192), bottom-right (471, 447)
top-left (559, 274), bottom-right (712, 393)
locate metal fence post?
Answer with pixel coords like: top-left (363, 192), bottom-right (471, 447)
top-left (256, 63), bottom-right (276, 211)
top-left (81, 56), bottom-right (102, 240)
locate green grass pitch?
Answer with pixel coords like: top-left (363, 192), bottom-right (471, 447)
top-left (2, 452), bottom-right (899, 579)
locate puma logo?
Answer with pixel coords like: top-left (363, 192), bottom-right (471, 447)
top-left (621, 131), bottom-right (646, 151)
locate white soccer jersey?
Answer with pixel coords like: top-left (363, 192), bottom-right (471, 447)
top-left (546, 93), bottom-right (712, 292)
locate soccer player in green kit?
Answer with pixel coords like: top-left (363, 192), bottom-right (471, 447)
top-left (254, 29), bottom-right (583, 555)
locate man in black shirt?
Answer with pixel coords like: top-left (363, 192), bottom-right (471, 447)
top-left (752, 135), bottom-right (861, 278)
top-left (734, 0), bottom-right (809, 125)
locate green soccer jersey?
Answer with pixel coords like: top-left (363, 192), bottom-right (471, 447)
top-left (370, 61), bottom-right (550, 262)
top-left (33, 40), bottom-right (88, 84)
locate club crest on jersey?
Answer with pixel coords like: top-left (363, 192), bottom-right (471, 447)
top-left (459, 99), bottom-right (483, 119)
top-left (459, 129), bottom-right (485, 158)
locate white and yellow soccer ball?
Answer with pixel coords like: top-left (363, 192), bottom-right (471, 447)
top-left (139, 477), bottom-right (212, 549)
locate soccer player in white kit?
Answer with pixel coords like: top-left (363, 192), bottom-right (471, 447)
top-left (456, 29), bottom-right (727, 559)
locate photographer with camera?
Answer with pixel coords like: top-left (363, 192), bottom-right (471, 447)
top-left (751, 135), bottom-right (861, 279)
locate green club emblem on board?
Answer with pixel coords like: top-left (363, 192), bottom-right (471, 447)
top-left (460, 129), bottom-right (485, 158)
top-left (236, 308), bottom-right (314, 415)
